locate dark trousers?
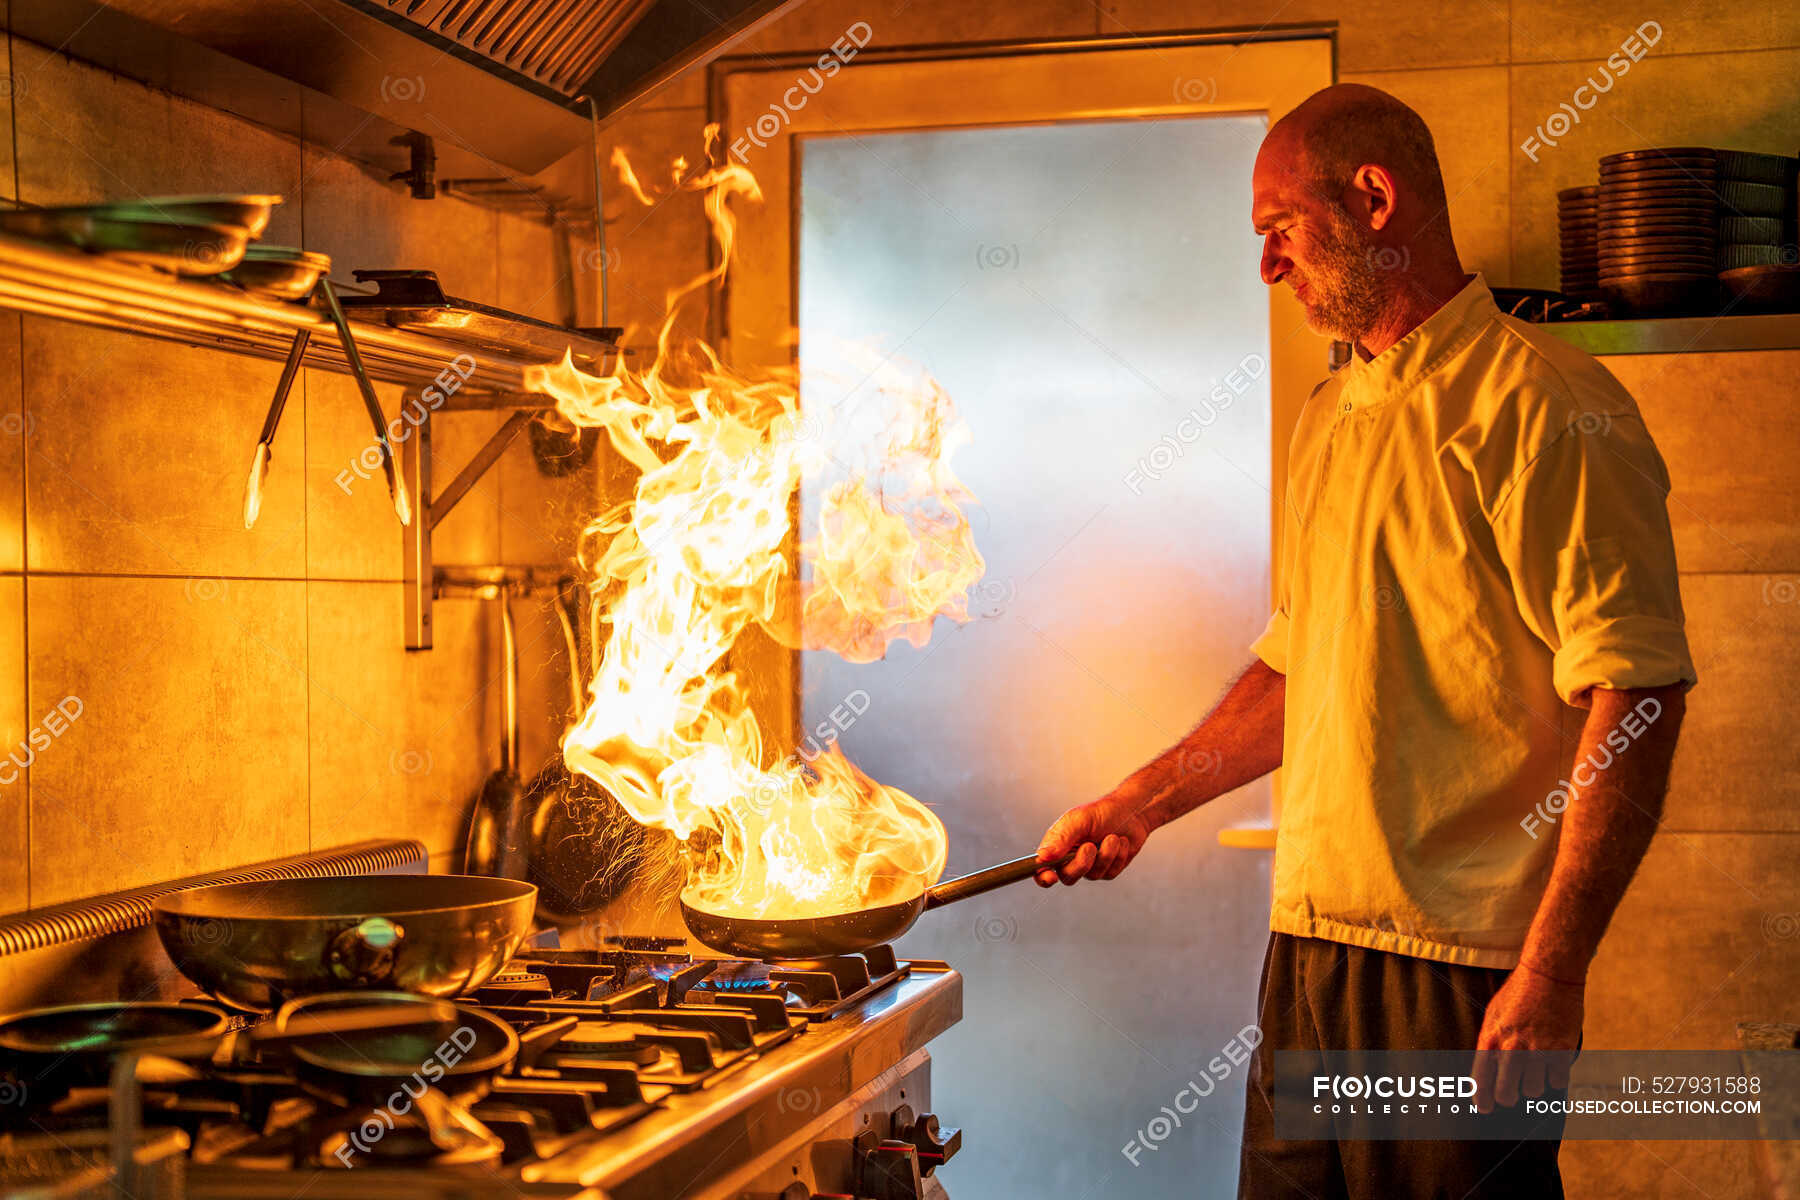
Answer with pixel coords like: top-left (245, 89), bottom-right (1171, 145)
top-left (1237, 932), bottom-right (1566, 1200)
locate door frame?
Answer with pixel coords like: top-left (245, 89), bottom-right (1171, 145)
top-left (709, 31), bottom-right (1336, 807)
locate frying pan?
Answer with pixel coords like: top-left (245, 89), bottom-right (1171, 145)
top-left (0, 997), bottom-right (463, 1111)
top-left (463, 582), bottom-right (529, 880)
top-left (151, 874), bottom-right (536, 1012)
top-left (680, 850), bottom-right (1075, 960)
top-left (0, 1001), bottom-right (230, 1103)
top-left (85, 996), bottom-right (500, 1179)
top-left (266, 994), bottom-right (575, 1162)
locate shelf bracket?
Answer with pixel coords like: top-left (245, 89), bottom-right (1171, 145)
top-left (404, 406), bottom-right (543, 650)
top-left (431, 410), bottom-right (535, 531)
top-left (402, 389), bottom-right (433, 650)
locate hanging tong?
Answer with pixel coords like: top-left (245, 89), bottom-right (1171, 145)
top-left (319, 275), bottom-right (413, 527)
top-left (241, 324), bottom-right (310, 530)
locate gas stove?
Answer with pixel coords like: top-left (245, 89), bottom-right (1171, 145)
top-left (0, 843), bottom-right (965, 1200)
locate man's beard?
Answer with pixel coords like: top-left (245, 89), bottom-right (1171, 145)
top-left (1294, 205), bottom-right (1391, 344)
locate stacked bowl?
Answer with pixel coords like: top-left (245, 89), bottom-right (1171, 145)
top-left (1557, 186), bottom-right (1600, 302)
top-left (1596, 147), bottom-right (1718, 315)
top-left (1714, 149), bottom-right (1800, 311)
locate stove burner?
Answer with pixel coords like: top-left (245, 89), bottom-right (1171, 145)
top-left (0, 937), bottom-right (933, 1184)
top-left (318, 1106), bottom-right (503, 1169)
top-left (554, 1021), bottom-right (662, 1066)
top-left (604, 935), bottom-right (689, 952)
top-left (473, 967), bottom-right (553, 1006)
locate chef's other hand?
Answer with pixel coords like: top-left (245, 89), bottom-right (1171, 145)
top-left (1035, 791), bottom-right (1156, 886)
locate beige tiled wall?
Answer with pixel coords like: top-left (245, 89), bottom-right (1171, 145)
top-left (0, 34), bottom-right (606, 910)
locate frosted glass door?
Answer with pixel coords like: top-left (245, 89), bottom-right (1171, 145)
top-left (798, 114), bottom-right (1274, 1197)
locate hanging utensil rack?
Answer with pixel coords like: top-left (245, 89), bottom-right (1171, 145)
top-left (0, 230), bottom-right (618, 651)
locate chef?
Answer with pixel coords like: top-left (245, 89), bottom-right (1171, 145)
top-left (1036, 82), bottom-right (1695, 1198)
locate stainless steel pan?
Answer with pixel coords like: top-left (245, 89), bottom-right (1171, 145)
top-left (679, 851), bottom-right (1073, 960)
top-left (151, 874), bottom-right (535, 1012)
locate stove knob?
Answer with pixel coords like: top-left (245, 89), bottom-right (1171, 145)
top-left (855, 1129), bottom-right (925, 1200)
top-left (891, 1107), bottom-right (961, 1178)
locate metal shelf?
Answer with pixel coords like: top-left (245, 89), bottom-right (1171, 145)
top-left (1541, 311), bottom-right (1800, 356)
top-left (0, 231), bottom-right (613, 650)
top-left (0, 229), bottom-right (587, 405)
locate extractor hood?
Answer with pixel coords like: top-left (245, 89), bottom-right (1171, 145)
top-left (11, 0), bottom-right (800, 177)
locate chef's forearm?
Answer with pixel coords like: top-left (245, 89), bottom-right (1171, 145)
top-left (1516, 684), bottom-right (1686, 983)
top-left (1138, 659), bottom-right (1286, 828)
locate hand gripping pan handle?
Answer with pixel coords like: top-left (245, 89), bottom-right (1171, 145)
top-left (923, 851), bottom-right (1076, 910)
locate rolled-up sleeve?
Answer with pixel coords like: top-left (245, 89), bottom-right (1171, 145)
top-left (1487, 411), bottom-right (1698, 705)
top-left (1251, 606), bottom-right (1289, 674)
top-left (1253, 479), bottom-right (1298, 675)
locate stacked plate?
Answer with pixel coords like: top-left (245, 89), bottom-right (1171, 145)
top-left (1557, 186), bottom-right (1600, 301)
top-left (1597, 147), bottom-right (1718, 315)
top-left (0, 194), bottom-right (279, 276)
top-left (221, 245), bottom-right (331, 302)
top-left (1713, 150), bottom-right (1797, 272)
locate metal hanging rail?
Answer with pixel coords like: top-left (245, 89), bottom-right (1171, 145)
top-left (0, 231), bottom-right (613, 650)
top-left (0, 230), bottom-right (577, 406)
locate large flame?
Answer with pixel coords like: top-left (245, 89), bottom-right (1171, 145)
top-left (528, 126), bottom-right (984, 920)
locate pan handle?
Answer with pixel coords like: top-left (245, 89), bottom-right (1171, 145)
top-left (923, 851), bottom-right (1076, 911)
top-left (326, 917), bottom-right (406, 985)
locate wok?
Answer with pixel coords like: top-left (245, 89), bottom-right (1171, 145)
top-left (152, 874), bottom-right (536, 1013)
top-left (680, 851), bottom-right (1074, 960)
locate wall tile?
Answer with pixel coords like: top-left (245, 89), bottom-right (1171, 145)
top-left (1598, 350), bottom-right (1800, 575)
top-left (1586, 831), bottom-right (1800, 1051)
top-left (1509, 0), bottom-right (1800, 67)
top-left (305, 580), bottom-right (496, 859)
top-left (1509, 47), bottom-right (1800, 289)
top-left (492, 205), bottom-right (603, 578)
top-left (11, 38), bottom-right (302, 244)
top-left (511, 596), bottom-right (579, 784)
top-left (297, 141), bottom-right (497, 303)
top-left (25, 575), bottom-right (309, 907)
top-left (302, 368), bottom-right (505, 580)
top-left (592, 107), bottom-right (714, 345)
top-left (1103, 0), bottom-right (1504, 72)
top-left (0, 313), bottom-right (21, 574)
top-left (496, 433), bottom-right (595, 569)
top-left (1343, 66), bottom-right (1512, 283)
top-left (1572, 830), bottom-right (1795, 1199)
top-left (427, 411), bottom-right (511, 568)
top-left (23, 319), bottom-right (306, 579)
top-left (1658, 575), bottom-right (1800, 833)
top-left (497, 212), bottom-right (571, 326)
top-left (530, 108), bottom-right (711, 336)
top-left (1561, 1139), bottom-right (1755, 1200)
top-left (0, 577), bottom-right (25, 913)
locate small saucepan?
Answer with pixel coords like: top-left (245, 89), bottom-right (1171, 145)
top-left (679, 850), bottom-right (1075, 960)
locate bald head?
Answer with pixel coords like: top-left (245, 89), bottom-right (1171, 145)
top-left (1265, 84), bottom-right (1450, 227)
top-left (1252, 84), bottom-right (1467, 349)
